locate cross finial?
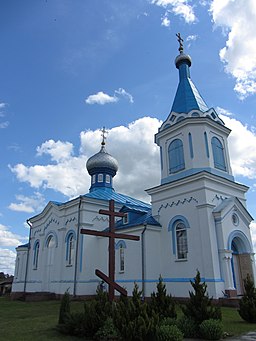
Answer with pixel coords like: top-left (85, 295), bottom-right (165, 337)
top-left (101, 126), bottom-right (108, 146)
top-left (176, 32), bottom-right (184, 53)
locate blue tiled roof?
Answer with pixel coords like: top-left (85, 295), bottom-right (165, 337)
top-left (17, 243), bottom-right (29, 248)
top-left (83, 187), bottom-right (151, 209)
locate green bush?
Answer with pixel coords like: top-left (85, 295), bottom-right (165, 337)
top-left (199, 319), bottom-right (223, 340)
top-left (159, 317), bottom-right (177, 327)
top-left (238, 274), bottom-right (256, 323)
top-left (156, 324), bottom-right (183, 341)
top-left (94, 317), bottom-right (120, 340)
top-left (182, 270), bottom-right (221, 326)
top-left (57, 311), bottom-right (86, 336)
top-left (177, 315), bottom-right (198, 338)
top-left (149, 276), bottom-right (177, 319)
top-left (58, 290), bottom-right (71, 324)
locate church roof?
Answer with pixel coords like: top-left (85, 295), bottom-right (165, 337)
top-left (83, 187), bottom-right (151, 209)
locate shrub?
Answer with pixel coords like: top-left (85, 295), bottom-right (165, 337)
top-left (58, 290), bottom-right (71, 324)
top-left (57, 312), bottom-right (86, 336)
top-left (238, 274), bottom-right (256, 323)
top-left (199, 319), bottom-right (223, 340)
top-left (149, 276), bottom-right (177, 319)
top-left (182, 270), bottom-right (221, 326)
top-left (177, 315), bottom-right (198, 338)
top-left (94, 317), bottom-right (120, 340)
top-left (156, 324), bottom-right (183, 341)
top-left (159, 317), bottom-right (177, 328)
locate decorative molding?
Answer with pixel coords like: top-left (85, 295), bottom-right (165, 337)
top-left (44, 217), bottom-right (60, 232)
top-left (65, 216), bottom-right (77, 225)
top-left (157, 197), bottom-right (198, 215)
top-left (92, 216), bottom-right (109, 222)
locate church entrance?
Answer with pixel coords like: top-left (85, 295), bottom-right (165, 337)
top-left (43, 235), bottom-right (55, 292)
top-left (231, 237), bottom-right (253, 296)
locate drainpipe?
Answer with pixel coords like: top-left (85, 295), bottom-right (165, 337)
top-left (24, 220), bottom-right (32, 295)
top-left (141, 223), bottom-right (147, 300)
top-left (73, 195), bottom-right (82, 297)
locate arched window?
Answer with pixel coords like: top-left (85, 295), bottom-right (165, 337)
top-left (211, 137), bottom-right (226, 171)
top-left (66, 233), bottom-right (75, 266)
top-left (175, 221), bottom-right (188, 260)
top-left (168, 139), bottom-right (185, 173)
top-left (33, 241), bottom-right (40, 269)
top-left (46, 234), bottom-right (55, 267)
top-left (119, 245), bottom-right (125, 272)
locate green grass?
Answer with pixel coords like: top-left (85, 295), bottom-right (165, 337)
top-left (0, 297), bottom-right (256, 340)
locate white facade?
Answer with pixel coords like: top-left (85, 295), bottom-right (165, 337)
top-left (12, 49), bottom-right (256, 300)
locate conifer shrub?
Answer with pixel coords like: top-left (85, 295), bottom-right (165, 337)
top-left (149, 276), bottom-right (177, 319)
top-left (177, 315), bottom-right (198, 338)
top-left (156, 324), bottom-right (183, 341)
top-left (57, 311), bottom-right (86, 336)
top-left (159, 317), bottom-right (177, 328)
top-left (199, 319), bottom-right (223, 340)
top-left (182, 270), bottom-right (221, 328)
top-left (58, 290), bottom-right (71, 324)
top-left (94, 317), bottom-right (120, 340)
top-left (238, 274), bottom-right (256, 323)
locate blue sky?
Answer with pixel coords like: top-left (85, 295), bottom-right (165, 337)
top-left (1, 0), bottom-right (256, 274)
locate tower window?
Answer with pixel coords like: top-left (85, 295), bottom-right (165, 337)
top-left (92, 175), bottom-right (96, 184)
top-left (106, 174), bottom-right (110, 183)
top-left (168, 139), bottom-right (185, 173)
top-left (211, 137), bottom-right (226, 171)
top-left (66, 234), bottom-right (75, 266)
top-left (33, 241), bottom-right (40, 270)
top-left (175, 221), bottom-right (188, 260)
top-left (119, 245), bottom-right (125, 272)
top-left (98, 174), bottom-right (103, 182)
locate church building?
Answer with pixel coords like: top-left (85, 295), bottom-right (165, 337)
top-left (12, 40), bottom-right (255, 300)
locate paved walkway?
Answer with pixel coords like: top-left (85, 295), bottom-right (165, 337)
top-left (185, 331), bottom-right (256, 340)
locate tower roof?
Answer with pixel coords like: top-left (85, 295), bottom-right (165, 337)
top-left (86, 144), bottom-right (118, 175)
top-left (171, 34), bottom-right (208, 114)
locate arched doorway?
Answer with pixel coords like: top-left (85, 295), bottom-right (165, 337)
top-left (229, 232), bottom-right (253, 296)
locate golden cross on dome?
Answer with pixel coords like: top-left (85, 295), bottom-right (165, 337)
top-left (101, 126), bottom-right (108, 145)
top-left (176, 32), bottom-right (184, 53)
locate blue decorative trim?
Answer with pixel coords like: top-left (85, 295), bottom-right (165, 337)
top-left (168, 216), bottom-right (190, 255)
top-left (204, 132), bottom-right (209, 158)
top-left (44, 230), bottom-right (58, 248)
top-left (65, 229), bottom-right (76, 243)
top-left (160, 146), bottom-right (163, 170)
top-left (161, 167), bottom-right (234, 184)
top-left (79, 234), bottom-right (83, 272)
top-left (227, 230), bottom-right (252, 253)
top-left (158, 197), bottom-right (198, 215)
top-left (211, 137), bottom-right (227, 171)
top-left (168, 139), bottom-right (185, 174)
top-left (188, 133), bottom-right (194, 158)
top-left (115, 240), bottom-right (127, 249)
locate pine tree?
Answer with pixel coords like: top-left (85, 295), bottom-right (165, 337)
top-left (58, 290), bottom-right (71, 324)
top-left (182, 270), bottom-right (221, 326)
top-left (238, 274), bottom-right (256, 323)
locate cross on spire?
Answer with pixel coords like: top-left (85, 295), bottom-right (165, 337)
top-left (101, 126), bottom-right (108, 146)
top-left (81, 199), bottom-right (140, 301)
top-left (176, 32), bottom-right (184, 53)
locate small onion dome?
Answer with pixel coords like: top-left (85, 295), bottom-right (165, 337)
top-left (86, 144), bottom-right (118, 176)
top-left (175, 52), bottom-right (192, 69)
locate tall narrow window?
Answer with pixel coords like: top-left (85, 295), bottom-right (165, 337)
top-left (211, 137), bottom-right (226, 171)
top-left (168, 139), bottom-right (185, 173)
top-left (176, 221), bottom-right (188, 260)
top-left (33, 241), bottom-right (40, 269)
top-left (119, 245), bottom-right (125, 272)
top-left (66, 234), bottom-right (75, 266)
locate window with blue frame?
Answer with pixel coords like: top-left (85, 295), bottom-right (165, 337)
top-left (175, 221), bottom-right (188, 260)
top-left (33, 241), bottom-right (40, 269)
top-left (168, 139), bottom-right (185, 173)
top-left (211, 136), bottom-right (226, 171)
top-left (119, 245), bottom-right (125, 272)
top-left (65, 232), bottom-right (75, 266)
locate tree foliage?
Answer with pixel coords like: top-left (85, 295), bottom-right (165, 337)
top-left (238, 274), bottom-right (256, 323)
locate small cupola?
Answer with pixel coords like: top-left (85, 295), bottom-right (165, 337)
top-left (86, 128), bottom-right (118, 192)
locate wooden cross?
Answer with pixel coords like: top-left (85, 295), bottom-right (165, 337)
top-left (176, 32), bottom-right (184, 53)
top-left (81, 199), bottom-right (140, 301)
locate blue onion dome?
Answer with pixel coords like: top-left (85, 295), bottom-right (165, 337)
top-left (86, 142), bottom-right (118, 176)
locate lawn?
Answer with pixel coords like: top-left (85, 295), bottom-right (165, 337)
top-left (0, 296), bottom-right (255, 340)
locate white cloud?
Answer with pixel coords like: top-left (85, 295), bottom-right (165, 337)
top-left (0, 248), bottom-right (16, 275)
top-left (114, 88), bottom-right (134, 103)
top-left (151, 0), bottom-right (196, 23)
top-left (161, 11), bottom-right (171, 27)
top-left (0, 121), bottom-right (9, 129)
top-left (219, 112), bottom-right (256, 179)
top-left (210, 0), bottom-right (256, 99)
top-left (186, 34), bottom-right (197, 42)
top-left (36, 139), bottom-right (73, 162)
top-left (85, 88), bottom-right (134, 105)
top-left (0, 102), bottom-right (6, 109)
top-left (8, 192), bottom-right (46, 213)
top-left (0, 224), bottom-right (27, 248)
top-left (85, 91), bottom-right (118, 105)
top-left (10, 117), bottom-right (161, 202)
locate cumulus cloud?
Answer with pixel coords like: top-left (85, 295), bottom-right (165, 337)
top-left (0, 121), bottom-right (9, 129)
top-left (151, 0), bottom-right (196, 23)
top-left (85, 88), bottom-right (133, 105)
top-left (10, 117), bottom-right (161, 202)
top-left (210, 0), bottom-right (256, 99)
top-left (0, 248), bottom-right (16, 274)
top-left (36, 139), bottom-right (73, 162)
top-left (161, 11), bottom-right (171, 27)
top-left (0, 224), bottom-right (27, 248)
top-left (8, 192), bottom-right (46, 213)
top-left (219, 111), bottom-right (256, 179)
top-left (0, 102), bottom-right (7, 109)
